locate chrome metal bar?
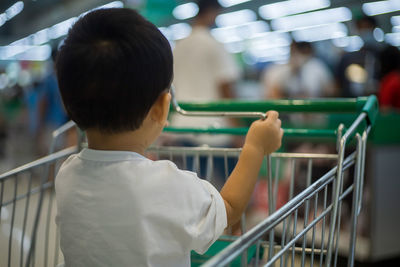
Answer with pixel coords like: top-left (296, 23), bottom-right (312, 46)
top-left (182, 150), bottom-right (187, 170)
top-left (280, 217), bottom-right (287, 267)
top-left (347, 134), bottom-right (363, 267)
top-left (9, 174), bottom-right (18, 267)
top-left (0, 146), bottom-right (78, 181)
top-left (223, 152), bottom-right (229, 182)
top-left (26, 147), bottom-right (77, 267)
top-left (0, 179), bottom-right (3, 219)
top-left (357, 127), bottom-right (370, 215)
top-left (267, 183), bottom-right (356, 267)
top-left (206, 152), bottom-right (213, 182)
top-left (170, 85), bottom-right (267, 119)
top-left (273, 158), bottom-right (280, 213)
top-left (241, 213), bottom-right (247, 267)
top-left (310, 193), bottom-right (318, 267)
top-left (203, 153), bottom-right (356, 267)
top-left (194, 153), bottom-right (200, 175)
top-left (326, 112), bottom-right (367, 267)
top-left (291, 210), bottom-right (298, 267)
top-left (255, 239), bottom-right (261, 267)
top-left (267, 206), bottom-right (333, 267)
top-left (301, 159), bottom-right (313, 267)
top-left (44, 189), bottom-right (54, 267)
top-left (284, 159), bottom-right (295, 266)
top-left (49, 120), bottom-right (76, 154)
top-left (267, 155), bottom-right (275, 263)
top-left (21, 172), bottom-right (33, 267)
top-left (319, 185), bottom-right (328, 267)
top-left (148, 146), bottom-right (338, 160)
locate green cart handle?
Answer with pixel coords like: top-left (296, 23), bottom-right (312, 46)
top-left (171, 96), bottom-right (377, 119)
top-left (163, 127), bottom-right (337, 138)
top-left (166, 95), bottom-right (378, 138)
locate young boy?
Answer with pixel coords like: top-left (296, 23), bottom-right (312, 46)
top-left (55, 8), bottom-right (283, 267)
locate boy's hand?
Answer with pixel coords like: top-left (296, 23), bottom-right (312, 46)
top-left (244, 111), bottom-right (283, 155)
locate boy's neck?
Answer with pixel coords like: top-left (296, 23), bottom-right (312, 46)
top-left (86, 129), bottom-right (151, 155)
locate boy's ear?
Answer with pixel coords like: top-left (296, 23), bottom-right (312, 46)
top-left (149, 91), bottom-right (171, 124)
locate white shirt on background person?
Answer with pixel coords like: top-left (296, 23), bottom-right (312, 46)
top-left (171, 26), bottom-right (240, 146)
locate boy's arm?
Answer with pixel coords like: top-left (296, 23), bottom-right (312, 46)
top-left (220, 111), bottom-right (283, 226)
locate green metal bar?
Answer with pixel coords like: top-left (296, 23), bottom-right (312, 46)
top-left (166, 95), bottom-right (378, 138)
top-left (163, 127), bottom-right (337, 138)
top-left (170, 97), bottom-right (370, 114)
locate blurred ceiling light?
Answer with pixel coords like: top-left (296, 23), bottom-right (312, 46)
top-left (271, 7), bottom-right (352, 32)
top-left (218, 0), bottom-right (251, 7)
top-left (14, 45), bottom-right (52, 61)
top-left (3, 1), bottom-right (122, 61)
top-left (345, 64), bottom-right (368, 83)
top-left (373, 28), bottom-right (385, 42)
top-left (0, 14), bottom-right (7, 27)
top-left (362, 0), bottom-right (400, 16)
top-left (224, 41), bottom-right (245, 53)
top-left (211, 21), bottom-right (269, 43)
top-left (168, 23), bottom-right (192, 40)
top-left (332, 36), bottom-right (364, 52)
top-left (82, 1), bottom-right (124, 16)
top-left (247, 45), bottom-right (291, 63)
top-left (0, 1), bottom-right (24, 27)
top-left (292, 22), bottom-right (347, 42)
top-left (0, 45), bottom-right (51, 61)
top-left (249, 31), bottom-right (292, 50)
top-left (32, 29), bottom-right (50, 45)
top-left (385, 32), bottom-right (400, 46)
top-left (216, 9), bottom-right (256, 27)
top-left (246, 32), bottom-right (291, 63)
top-left (173, 2), bottom-right (198, 20)
top-left (5, 1), bottom-right (24, 20)
top-left (158, 27), bottom-right (173, 40)
top-left (259, 0), bottom-right (330, 20)
top-left (391, 15), bottom-right (400, 26)
top-left (48, 17), bottom-right (78, 40)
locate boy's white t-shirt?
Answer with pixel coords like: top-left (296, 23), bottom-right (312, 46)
top-left (55, 148), bottom-right (227, 267)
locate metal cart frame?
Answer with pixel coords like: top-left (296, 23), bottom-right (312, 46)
top-left (0, 94), bottom-right (377, 267)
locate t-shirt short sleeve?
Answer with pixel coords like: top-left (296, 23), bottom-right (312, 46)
top-left (188, 178), bottom-right (227, 254)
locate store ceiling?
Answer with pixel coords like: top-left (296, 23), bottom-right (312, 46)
top-left (0, 0), bottom-right (399, 46)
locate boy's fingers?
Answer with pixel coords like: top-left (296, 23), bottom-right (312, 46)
top-left (266, 111), bottom-right (279, 121)
top-left (276, 119), bottom-right (282, 128)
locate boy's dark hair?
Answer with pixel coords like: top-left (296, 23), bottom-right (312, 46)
top-left (197, 0), bottom-right (221, 15)
top-left (56, 8), bottom-right (173, 133)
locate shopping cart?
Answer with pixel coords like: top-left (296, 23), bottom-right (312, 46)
top-left (163, 93), bottom-right (377, 267)
top-left (0, 122), bottom-right (80, 267)
top-left (0, 93), bottom-right (377, 267)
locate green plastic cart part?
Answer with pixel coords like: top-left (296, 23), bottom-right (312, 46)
top-left (164, 127), bottom-right (337, 138)
top-left (166, 95), bottom-right (378, 138)
top-left (171, 96), bottom-right (377, 116)
top-left (190, 235), bottom-right (262, 267)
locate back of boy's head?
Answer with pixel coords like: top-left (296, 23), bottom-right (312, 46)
top-left (56, 8), bottom-right (173, 133)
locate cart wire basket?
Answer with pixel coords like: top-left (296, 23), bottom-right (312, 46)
top-left (0, 92), bottom-right (378, 267)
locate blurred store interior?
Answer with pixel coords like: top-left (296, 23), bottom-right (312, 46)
top-left (0, 0), bottom-right (399, 266)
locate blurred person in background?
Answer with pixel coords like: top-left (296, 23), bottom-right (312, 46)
top-left (378, 45), bottom-right (400, 110)
top-left (262, 41), bottom-right (335, 99)
top-left (35, 48), bottom-right (69, 156)
top-left (172, 0), bottom-right (240, 103)
top-left (169, 0), bottom-right (241, 184)
top-left (336, 15), bottom-right (386, 97)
